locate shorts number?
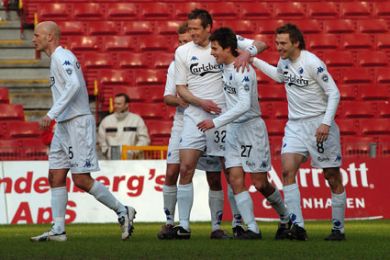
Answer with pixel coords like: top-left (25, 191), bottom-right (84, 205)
top-left (68, 146), bottom-right (74, 159)
top-left (214, 130), bottom-right (226, 143)
top-left (240, 145), bottom-right (252, 157)
top-left (316, 142), bottom-right (324, 154)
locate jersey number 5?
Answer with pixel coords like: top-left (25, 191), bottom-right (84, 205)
top-left (68, 146), bottom-right (74, 159)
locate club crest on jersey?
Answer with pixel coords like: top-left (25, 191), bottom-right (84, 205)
top-left (322, 74), bottom-right (329, 82)
top-left (244, 84), bottom-right (250, 92)
top-left (229, 74), bottom-right (233, 80)
top-left (63, 60), bottom-right (71, 66)
top-left (76, 62), bottom-right (80, 69)
top-left (66, 68), bottom-right (73, 75)
top-left (298, 67), bottom-right (304, 74)
top-left (191, 56), bottom-right (198, 61)
top-left (237, 35), bottom-right (244, 41)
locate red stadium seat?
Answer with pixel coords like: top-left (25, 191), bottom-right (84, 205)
top-left (0, 88), bottom-right (9, 104)
top-left (57, 21), bottom-right (84, 35)
top-left (88, 21), bottom-right (119, 35)
top-left (379, 141), bottom-right (390, 157)
top-left (137, 35), bottom-right (174, 52)
top-left (207, 2), bottom-right (239, 18)
top-left (358, 119), bottom-right (390, 135)
top-left (0, 139), bottom-right (21, 160)
top-left (130, 103), bottom-right (166, 120)
top-left (271, 103), bottom-right (289, 119)
top-left (377, 101), bottom-right (390, 118)
top-left (145, 86), bottom-right (165, 103)
top-left (307, 2), bottom-right (338, 18)
top-left (151, 52), bottom-right (174, 69)
top-left (122, 21), bottom-right (154, 35)
top-left (106, 3), bottom-right (137, 19)
top-left (273, 3), bottom-right (305, 18)
top-left (375, 68), bottom-right (390, 84)
top-left (342, 34), bottom-right (373, 49)
top-left (22, 138), bottom-right (48, 160)
top-left (119, 53), bottom-right (150, 69)
top-left (259, 102), bottom-right (272, 119)
top-left (308, 34), bottom-right (339, 50)
top-left (82, 53), bottom-right (113, 69)
top-left (357, 19), bottom-right (388, 34)
top-left (156, 21), bottom-right (181, 35)
top-left (336, 119), bottom-right (359, 136)
top-left (264, 119), bottom-right (286, 136)
top-left (323, 20), bottom-right (355, 34)
top-left (257, 20), bottom-right (285, 34)
top-left (0, 104), bottom-right (24, 121)
top-left (292, 20), bottom-right (322, 34)
top-left (37, 3), bottom-right (70, 20)
top-left (342, 136), bottom-right (377, 157)
top-left (340, 68), bottom-right (372, 84)
top-left (73, 3), bottom-right (103, 20)
top-left (174, 3), bottom-right (207, 19)
top-left (358, 86), bottom-right (390, 101)
top-left (145, 120), bottom-right (172, 138)
top-left (135, 69), bottom-right (166, 86)
top-left (357, 51), bottom-right (388, 67)
top-left (373, 2), bottom-right (390, 17)
top-left (338, 85), bottom-right (357, 101)
top-left (376, 34), bottom-right (390, 49)
top-left (259, 85), bottom-right (286, 101)
top-left (139, 3), bottom-right (172, 19)
top-left (222, 20), bottom-right (256, 35)
top-left (104, 36), bottom-right (135, 51)
top-left (69, 36), bottom-right (99, 51)
top-left (339, 101), bottom-right (376, 119)
top-left (257, 52), bottom-right (279, 66)
top-left (269, 136), bottom-right (283, 157)
top-left (166, 106), bottom-right (176, 120)
top-left (112, 86), bottom-right (148, 102)
top-left (239, 3), bottom-right (271, 18)
top-left (8, 121), bottom-right (42, 138)
top-left (323, 51), bottom-right (354, 67)
top-left (99, 70), bottom-right (132, 85)
top-left (340, 2), bottom-right (371, 17)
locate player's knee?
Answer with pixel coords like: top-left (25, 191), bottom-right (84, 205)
top-left (48, 171), bottom-right (66, 187)
top-left (282, 169), bottom-right (295, 184)
top-left (72, 176), bottom-right (93, 191)
top-left (165, 171), bottom-right (179, 186)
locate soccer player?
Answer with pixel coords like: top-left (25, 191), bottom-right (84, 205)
top-left (158, 22), bottom-right (234, 240)
top-left (198, 27), bottom-right (290, 240)
top-left (30, 21), bottom-right (135, 242)
top-left (174, 9), bottom-right (267, 239)
top-left (251, 23), bottom-right (346, 241)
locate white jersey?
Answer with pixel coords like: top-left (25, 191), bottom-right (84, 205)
top-left (48, 46), bottom-right (91, 122)
top-left (164, 61), bottom-right (185, 122)
top-left (175, 35), bottom-right (254, 109)
top-left (276, 50), bottom-right (340, 126)
top-left (213, 63), bottom-right (260, 129)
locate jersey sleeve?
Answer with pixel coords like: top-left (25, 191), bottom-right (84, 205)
top-left (213, 71), bottom-right (252, 128)
top-left (236, 35), bottom-right (254, 50)
top-left (47, 55), bottom-right (83, 120)
top-left (252, 57), bottom-right (284, 83)
top-left (308, 58), bottom-right (340, 126)
top-left (164, 61), bottom-right (176, 96)
top-left (174, 47), bottom-right (187, 86)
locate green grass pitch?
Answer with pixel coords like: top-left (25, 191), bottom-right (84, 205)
top-left (0, 220), bottom-right (389, 259)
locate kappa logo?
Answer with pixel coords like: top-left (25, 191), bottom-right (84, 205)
top-left (191, 56), bottom-right (198, 61)
top-left (317, 66), bottom-right (324, 74)
top-left (63, 60), bottom-right (71, 66)
top-left (335, 154), bottom-right (342, 162)
top-left (242, 76), bottom-right (250, 82)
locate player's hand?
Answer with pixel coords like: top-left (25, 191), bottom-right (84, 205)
top-left (197, 119), bottom-right (215, 132)
top-left (39, 115), bottom-right (52, 130)
top-left (177, 96), bottom-right (189, 109)
top-left (199, 99), bottom-right (221, 114)
top-left (234, 50), bottom-right (251, 73)
top-left (315, 124), bottom-right (330, 143)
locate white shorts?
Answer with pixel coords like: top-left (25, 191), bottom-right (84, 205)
top-left (167, 115), bottom-right (222, 172)
top-left (225, 118), bottom-right (271, 173)
top-left (49, 115), bottom-right (100, 174)
top-left (179, 105), bottom-right (226, 157)
top-left (281, 115), bottom-right (342, 168)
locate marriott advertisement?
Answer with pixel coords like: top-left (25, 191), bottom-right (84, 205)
top-left (0, 159), bottom-right (388, 224)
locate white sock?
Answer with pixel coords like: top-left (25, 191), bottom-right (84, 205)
top-left (267, 189), bottom-right (289, 224)
top-left (177, 183), bottom-right (193, 231)
top-left (163, 185), bottom-right (177, 225)
top-left (283, 183), bottom-right (304, 228)
top-left (228, 185), bottom-right (243, 227)
top-left (209, 190), bottom-right (224, 231)
top-left (51, 186), bottom-right (68, 234)
top-left (235, 191), bottom-right (259, 233)
top-left (88, 180), bottom-right (126, 217)
top-left (332, 191), bottom-right (346, 233)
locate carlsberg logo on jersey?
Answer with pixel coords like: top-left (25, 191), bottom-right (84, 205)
top-left (190, 62), bottom-right (222, 76)
top-left (283, 71), bottom-right (309, 88)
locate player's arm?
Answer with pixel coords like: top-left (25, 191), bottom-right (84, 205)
top-left (198, 72), bottom-right (252, 131)
top-left (251, 57), bottom-right (284, 83)
top-left (234, 36), bottom-right (268, 71)
top-left (163, 61), bottom-right (186, 107)
top-left (135, 117), bottom-right (151, 146)
top-left (177, 84), bottom-right (221, 114)
top-left (309, 61), bottom-right (340, 142)
top-left (46, 57), bottom-right (82, 120)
